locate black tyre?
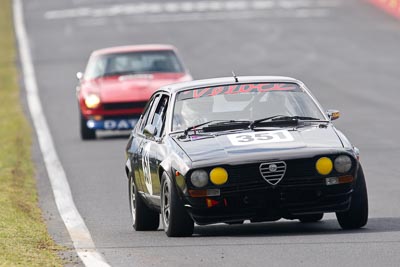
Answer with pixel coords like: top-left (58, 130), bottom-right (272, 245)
top-left (161, 172), bottom-right (194, 237)
top-left (298, 213), bottom-right (324, 223)
top-left (129, 176), bottom-right (159, 231)
top-left (336, 165), bottom-right (368, 229)
top-left (80, 114), bottom-right (96, 140)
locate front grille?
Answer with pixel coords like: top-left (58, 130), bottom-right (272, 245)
top-left (259, 161), bottom-right (286, 185)
top-left (103, 101), bottom-right (147, 110)
top-left (220, 159), bottom-right (323, 193)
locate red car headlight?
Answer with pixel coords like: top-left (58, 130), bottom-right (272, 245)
top-left (84, 94), bottom-right (101, 109)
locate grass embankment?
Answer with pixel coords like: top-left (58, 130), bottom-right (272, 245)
top-left (0, 0), bottom-right (64, 266)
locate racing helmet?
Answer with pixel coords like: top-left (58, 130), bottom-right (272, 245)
top-left (187, 95), bottom-right (214, 114)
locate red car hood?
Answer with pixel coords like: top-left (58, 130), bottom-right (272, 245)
top-left (84, 73), bottom-right (190, 102)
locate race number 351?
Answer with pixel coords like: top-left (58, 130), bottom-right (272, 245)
top-left (228, 130), bottom-right (294, 146)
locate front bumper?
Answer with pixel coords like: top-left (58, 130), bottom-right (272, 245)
top-left (184, 183), bottom-right (353, 225)
top-left (86, 116), bottom-right (139, 130)
top-left (181, 154), bottom-right (358, 224)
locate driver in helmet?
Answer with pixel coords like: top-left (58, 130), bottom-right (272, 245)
top-left (173, 96), bottom-right (214, 131)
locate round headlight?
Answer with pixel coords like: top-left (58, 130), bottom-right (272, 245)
top-left (210, 167), bottom-right (228, 185)
top-left (316, 157), bottom-right (333, 175)
top-left (334, 155), bottom-right (352, 173)
top-left (84, 94), bottom-right (101, 109)
top-left (190, 170), bottom-right (208, 188)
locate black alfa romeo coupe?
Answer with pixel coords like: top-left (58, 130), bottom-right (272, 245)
top-left (124, 76), bottom-right (368, 237)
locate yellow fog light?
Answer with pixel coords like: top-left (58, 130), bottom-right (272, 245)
top-left (316, 157), bottom-right (333, 175)
top-left (210, 167), bottom-right (228, 185)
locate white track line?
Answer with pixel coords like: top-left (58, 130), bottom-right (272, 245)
top-left (13, 0), bottom-right (110, 266)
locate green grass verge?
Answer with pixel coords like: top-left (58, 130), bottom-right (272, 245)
top-left (0, 1), bottom-right (65, 266)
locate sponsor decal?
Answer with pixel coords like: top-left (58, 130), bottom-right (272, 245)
top-left (104, 119), bottom-right (137, 130)
top-left (87, 118), bottom-right (138, 130)
top-left (227, 130), bottom-right (294, 146)
top-left (178, 83), bottom-right (300, 100)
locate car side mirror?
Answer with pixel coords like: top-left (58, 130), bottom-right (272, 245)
top-left (76, 72), bottom-right (83, 81)
top-left (327, 109), bottom-right (340, 120)
top-left (143, 124), bottom-right (157, 138)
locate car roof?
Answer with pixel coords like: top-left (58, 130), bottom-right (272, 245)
top-left (91, 44), bottom-right (178, 56)
top-left (158, 76), bottom-right (303, 95)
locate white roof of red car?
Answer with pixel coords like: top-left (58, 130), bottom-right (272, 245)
top-left (91, 44), bottom-right (178, 56)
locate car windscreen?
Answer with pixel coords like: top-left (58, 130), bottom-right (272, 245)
top-left (172, 83), bottom-right (325, 131)
top-left (84, 50), bottom-right (184, 79)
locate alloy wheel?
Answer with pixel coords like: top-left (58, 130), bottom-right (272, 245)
top-left (162, 179), bottom-right (171, 228)
top-left (129, 177), bottom-right (136, 224)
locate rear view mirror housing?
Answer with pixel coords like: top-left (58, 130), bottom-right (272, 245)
top-left (143, 124), bottom-right (157, 138)
top-left (327, 109), bottom-right (340, 120)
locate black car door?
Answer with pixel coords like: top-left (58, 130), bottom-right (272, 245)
top-left (138, 94), bottom-right (170, 202)
top-left (134, 94), bottom-right (160, 193)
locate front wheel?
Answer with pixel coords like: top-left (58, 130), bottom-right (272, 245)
top-left (129, 176), bottom-right (159, 231)
top-left (161, 172), bottom-right (194, 237)
top-left (336, 165), bottom-right (368, 229)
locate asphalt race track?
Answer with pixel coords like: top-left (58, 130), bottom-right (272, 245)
top-left (17, 0), bottom-right (400, 266)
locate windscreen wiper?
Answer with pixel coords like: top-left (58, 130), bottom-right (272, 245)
top-left (183, 120), bottom-right (221, 136)
top-left (102, 70), bottom-right (136, 77)
top-left (250, 115), bottom-right (328, 129)
top-left (202, 120), bottom-right (251, 132)
top-left (184, 120), bottom-right (251, 135)
top-left (291, 116), bottom-right (328, 121)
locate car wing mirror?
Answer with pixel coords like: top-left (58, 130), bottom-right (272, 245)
top-left (76, 72), bottom-right (83, 81)
top-left (327, 109), bottom-right (340, 120)
top-left (143, 124), bottom-right (157, 138)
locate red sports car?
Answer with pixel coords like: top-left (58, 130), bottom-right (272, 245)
top-left (76, 44), bottom-right (192, 139)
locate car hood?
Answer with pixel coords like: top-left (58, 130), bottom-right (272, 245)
top-left (173, 125), bottom-right (345, 164)
top-left (82, 73), bottom-right (190, 102)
